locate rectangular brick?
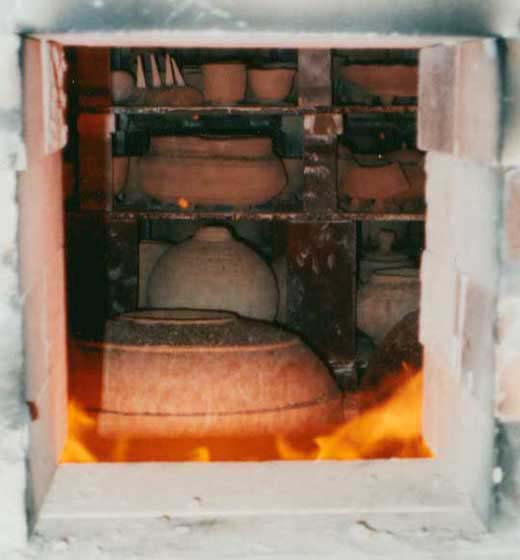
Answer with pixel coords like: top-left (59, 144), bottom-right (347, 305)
top-left (504, 168), bottom-right (520, 261)
top-left (453, 39), bottom-right (500, 163)
top-left (419, 40), bottom-right (500, 163)
top-left (418, 44), bottom-right (456, 154)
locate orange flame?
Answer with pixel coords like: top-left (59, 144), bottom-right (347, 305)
top-left (60, 364), bottom-right (431, 463)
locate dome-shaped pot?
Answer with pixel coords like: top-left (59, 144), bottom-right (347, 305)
top-left (147, 226), bottom-right (278, 321)
top-left (72, 309), bottom-right (343, 438)
top-left (138, 135), bottom-right (286, 207)
top-left (357, 267), bottom-right (420, 343)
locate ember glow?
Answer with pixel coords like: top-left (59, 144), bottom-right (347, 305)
top-left (60, 364), bottom-right (431, 463)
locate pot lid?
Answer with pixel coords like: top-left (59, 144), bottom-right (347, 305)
top-left (371, 267), bottom-right (419, 284)
top-left (101, 308), bottom-right (295, 348)
top-left (362, 250), bottom-right (411, 264)
top-left (193, 226), bottom-right (233, 242)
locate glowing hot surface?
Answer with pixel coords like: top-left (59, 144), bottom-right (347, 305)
top-left (60, 364), bottom-right (431, 463)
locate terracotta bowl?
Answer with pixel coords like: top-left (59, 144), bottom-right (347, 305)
top-left (71, 310), bottom-right (344, 439)
top-left (201, 62), bottom-right (247, 104)
top-left (138, 135), bottom-right (287, 206)
top-left (248, 68), bottom-right (296, 102)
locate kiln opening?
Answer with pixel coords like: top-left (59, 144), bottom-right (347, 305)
top-left (19, 31), bottom-right (499, 544)
top-left (58, 46), bottom-right (429, 463)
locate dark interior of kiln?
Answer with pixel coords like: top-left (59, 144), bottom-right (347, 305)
top-left (63, 47), bottom-right (429, 462)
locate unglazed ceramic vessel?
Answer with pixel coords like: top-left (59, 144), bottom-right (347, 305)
top-left (71, 309), bottom-right (343, 438)
top-left (138, 135), bottom-right (286, 206)
top-left (341, 64), bottom-right (418, 101)
top-left (339, 155), bottom-right (409, 211)
top-left (147, 226), bottom-right (279, 321)
top-left (111, 70), bottom-right (136, 103)
top-left (357, 267), bottom-right (420, 343)
top-left (201, 62), bottom-right (247, 104)
top-left (359, 230), bottom-right (413, 284)
top-left (248, 68), bottom-right (296, 102)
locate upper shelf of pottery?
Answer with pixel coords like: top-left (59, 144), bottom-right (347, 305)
top-left (70, 47), bottom-right (424, 220)
top-left (75, 48), bottom-right (418, 112)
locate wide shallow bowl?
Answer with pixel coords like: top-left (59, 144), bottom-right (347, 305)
top-left (71, 309), bottom-right (344, 438)
top-left (139, 135), bottom-right (286, 206)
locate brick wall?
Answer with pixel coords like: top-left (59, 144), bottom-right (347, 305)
top-left (18, 38), bottom-right (68, 519)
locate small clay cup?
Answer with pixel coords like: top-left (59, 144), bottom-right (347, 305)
top-left (201, 62), bottom-right (247, 104)
top-left (248, 68), bottom-right (296, 102)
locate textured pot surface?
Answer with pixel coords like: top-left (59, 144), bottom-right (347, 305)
top-left (341, 65), bottom-right (418, 98)
top-left (147, 226), bottom-right (279, 321)
top-left (340, 159), bottom-right (409, 200)
top-left (139, 135), bottom-right (286, 206)
top-left (149, 135), bottom-right (273, 158)
top-left (357, 267), bottom-right (420, 343)
top-left (202, 62), bottom-right (246, 104)
top-left (248, 68), bottom-right (296, 102)
top-left (140, 86), bottom-right (203, 106)
top-left (72, 310), bottom-right (343, 438)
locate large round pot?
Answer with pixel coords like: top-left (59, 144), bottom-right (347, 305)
top-left (147, 226), bottom-right (279, 321)
top-left (138, 135), bottom-right (286, 206)
top-left (201, 62), bottom-right (246, 104)
top-left (357, 267), bottom-right (420, 343)
top-left (71, 309), bottom-right (344, 438)
top-left (248, 68), bottom-right (296, 102)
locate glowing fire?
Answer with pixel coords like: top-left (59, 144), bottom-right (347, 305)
top-left (60, 364), bottom-right (431, 463)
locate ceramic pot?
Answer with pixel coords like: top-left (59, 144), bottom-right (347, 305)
top-left (359, 229), bottom-right (413, 284)
top-left (341, 65), bottom-right (418, 100)
top-left (147, 226), bottom-right (279, 321)
top-left (339, 155), bottom-right (409, 211)
top-left (111, 70), bottom-right (136, 103)
top-left (149, 135), bottom-right (273, 158)
top-left (140, 86), bottom-right (203, 106)
top-left (71, 309), bottom-right (344, 438)
top-left (357, 267), bottom-right (420, 343)
top-left (138, 135), bottom-right (286, 206)
top-left (202, 62), bottom-right (246, 104)
top-left (248, 68), bottom-right (296, 102)
top-left (138, 240), bottom-right (170, 307)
